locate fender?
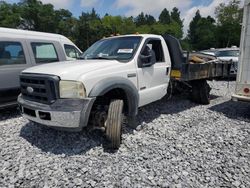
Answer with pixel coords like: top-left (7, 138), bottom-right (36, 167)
top-left (89, 77), bottom-right (139, 117)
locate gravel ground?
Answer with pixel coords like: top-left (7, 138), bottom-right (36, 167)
top-left (0, 81), bottom-right (250, 188)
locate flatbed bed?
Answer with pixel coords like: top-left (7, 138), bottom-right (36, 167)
top-left (163, 34), bottom-right (232, 104)
top-left (172, 60), bottom-right (231, 81)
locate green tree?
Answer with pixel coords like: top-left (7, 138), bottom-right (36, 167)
top-left (76, 10), bottom-right (104, 50)
top-left (137, 22), bottom-right (182, 39)
top-left (170, 7), bottom-right (183, 38)
top-left (102, 15), bottom-right (136, 35)
top-left (181, 38), bottom-right (192, 51)
top-left (145, 14), bottom-right (156, 25)
top-left (120, 17), bottom-right (136, 34)
top-left (18, 0), bottom-right (57, 32)
top-left (194, 16), bottom-right (217, 50)
top-left (0, 1), bottom-right (21, 28)
top-left (170, 7), bottom-right (182, 26)
top-left (134, 13), bottom-right (156, 31)
top-left (159, 8), bottom-right (171, 24)
top-left (136, 24), bottom-right (151, 34)
top-left (102, 15), bottom-right (122, 34)
top-left (188, 11), bottom-right (217, 50)
top-left (135, 12), bottom-right (146, 26)
top-left (188, 10), bottom-right (202, 49)
top-left (55, 9), bottom-right (78, 42)
top-left (215, 0), bottom-right (243, 47)
top-left (164, 21), bottom-right (183, 39)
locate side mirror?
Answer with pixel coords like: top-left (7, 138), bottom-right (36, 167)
top-left (69, 51), bottom-right (77, 59)
top-left (139, 50), bottom-right (156, 67)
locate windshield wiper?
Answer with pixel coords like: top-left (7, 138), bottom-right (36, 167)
top-left (78, 56), bottom-right (119, 60)
top-left (89, 56), bottom-right (112, 60)
top-left (77, 56), bottom-right (85, 59)
top-left (78, 56), bottom-right (112, 60)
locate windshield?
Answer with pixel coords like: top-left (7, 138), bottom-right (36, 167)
top-left (216, 50), bottom-right (239, 57)
top-left (80, 36), bottom-right (142, 61)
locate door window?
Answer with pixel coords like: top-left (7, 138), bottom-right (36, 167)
top-left (146, 40), bottom-right (165, 63)
top-left (0, 42), bottom-right (26, 66)
top-left (64, 44), bottom-right (81, 59)
top-left (31, 42), bottom-right (59, 63)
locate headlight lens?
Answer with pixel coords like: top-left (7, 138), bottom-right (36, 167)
top-left (59, 80), bottom-right (86, 99)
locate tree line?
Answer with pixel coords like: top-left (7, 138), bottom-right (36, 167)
top-left (0, 0), bottom-right (243, 51)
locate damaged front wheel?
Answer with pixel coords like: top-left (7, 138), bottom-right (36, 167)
top-left (105, 99), bottom-right (124, 149)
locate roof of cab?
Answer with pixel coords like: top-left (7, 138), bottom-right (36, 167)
top-left (0, 27), bottom-right (72, 43)
top-left (105, 34), bottom-right (161, 39)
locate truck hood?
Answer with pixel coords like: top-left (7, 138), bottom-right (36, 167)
top-left (22, 60), bottom-right (122, 80)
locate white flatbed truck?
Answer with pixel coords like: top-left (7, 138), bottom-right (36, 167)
top-left (18, 34), bottom-right (231, 149)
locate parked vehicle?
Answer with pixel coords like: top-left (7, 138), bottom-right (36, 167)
top-left (200, 48), bottom-right (217, 56)
top-left (18, 34), bottom-right (231, 149)
top-left (0, 27), bottom-right (82, 109)
top-left (215, 47), bottom-right (239, 77)
top-left (232, 0), bottom-right (250, 102)
top-left (200, 47), bottom-right (239, 77)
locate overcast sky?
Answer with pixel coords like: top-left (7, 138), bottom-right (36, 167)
top-left (6, 0), bottom-right (244, 34)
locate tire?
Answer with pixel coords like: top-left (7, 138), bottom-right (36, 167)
top-left (165, 80), bottom-right (173, 100)
top-left (191, 84), bottom-right (201, 103)
top-left (105, 99), bottom-right (124, 149)
top-left (191, 80), bottom-right (211, 105)
top-left (199, 80), bottom-right (211, 105)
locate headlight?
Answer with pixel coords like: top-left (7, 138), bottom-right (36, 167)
top-left (59, 80), bottom-right (86, 99)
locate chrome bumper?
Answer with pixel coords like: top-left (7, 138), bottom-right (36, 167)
top-left (232, 94), bottom-right (250, 102)
top-left (18, 95), bottom-right (95, 131)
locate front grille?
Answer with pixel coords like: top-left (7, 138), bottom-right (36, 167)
top-left (233, 62), bottom-right (238, 71)
top-left (20, 74), bottom-right (59, 104)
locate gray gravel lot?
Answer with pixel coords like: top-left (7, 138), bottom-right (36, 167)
top-left (0, 81), bottom-right (249, 188)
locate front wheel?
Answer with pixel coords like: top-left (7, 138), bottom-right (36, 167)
top-left (105, 100), bottom-right (124, 149)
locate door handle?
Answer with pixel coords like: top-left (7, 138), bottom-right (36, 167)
top-left (166, 67), bottom-right (170, 75)
top-left (127, 73), bottom-right (137, 78)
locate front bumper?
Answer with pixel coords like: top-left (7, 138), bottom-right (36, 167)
top-left (232, 94), bottom-right (250, 102)
top-left (18, 95), bottom-right (95, 131)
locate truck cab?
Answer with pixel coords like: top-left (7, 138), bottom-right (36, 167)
top-left (18, 34), bottom-right (171, 149)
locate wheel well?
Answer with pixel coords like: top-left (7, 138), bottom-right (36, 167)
top-left (92, 88), bottom-right (129, 115)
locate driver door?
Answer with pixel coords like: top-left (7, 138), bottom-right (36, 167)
top-left (137, 38), bottom-right (170, 107)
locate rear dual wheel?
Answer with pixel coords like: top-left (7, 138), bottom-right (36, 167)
top-left (191, 80), bottom-right (211, 105)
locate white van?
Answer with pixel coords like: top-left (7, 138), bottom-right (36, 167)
top-left (0, 27), bottom-right (82, 108)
